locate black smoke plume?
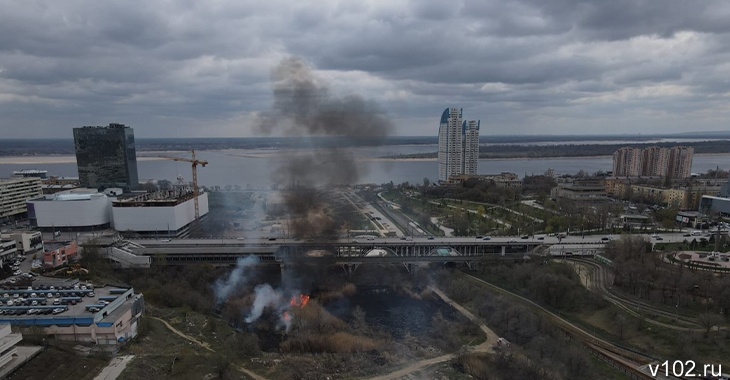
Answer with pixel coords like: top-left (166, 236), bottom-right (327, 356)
top-left (257, 57), bottom-right (393, 238)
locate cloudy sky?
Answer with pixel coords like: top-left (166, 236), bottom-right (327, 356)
top-left (1, 0), bottom-right (730, 138)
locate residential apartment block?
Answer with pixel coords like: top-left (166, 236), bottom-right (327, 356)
top-left (613, 146), bottom-right (693, 179)
top-left (0, 177), bottom-right (42, 222)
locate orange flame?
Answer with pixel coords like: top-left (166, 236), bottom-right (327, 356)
top-left (289, 294), bottom-right (310, 307)
top-left (282, 311), bottom-right (291, 321)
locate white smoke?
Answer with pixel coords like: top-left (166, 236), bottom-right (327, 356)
top-left (245, 284), bottom-right (283, 323)
top-left (213, 255), bottom-right (260, 303)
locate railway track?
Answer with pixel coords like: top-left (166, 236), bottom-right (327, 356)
top-left (566, 257), bottom-right (701, 330)
top-left (460, 272), bottom-right (686, 379)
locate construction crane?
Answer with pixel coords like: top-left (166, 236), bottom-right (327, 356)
top-left (159, 150), bottom-right (208, 222)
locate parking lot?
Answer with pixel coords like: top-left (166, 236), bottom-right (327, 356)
top-left (0, 281), bottom-right (96, 317)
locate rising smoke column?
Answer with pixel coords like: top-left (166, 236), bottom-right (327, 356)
top-left (213, 255), bottom-right (260, 303)
top-left (256, 57), bottom-right (393, 238)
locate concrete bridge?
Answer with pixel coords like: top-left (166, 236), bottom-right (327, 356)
top-left (115, 237), bottom-right (556, 271)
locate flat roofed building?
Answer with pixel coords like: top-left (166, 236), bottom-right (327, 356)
top-left (0, 178), bottom-right (42, 222)
top-left (700, 195), bottom-right (730, 218)
top-left (0, 231), bottom-right (43, 255)
top-left (0, 285), bottom-right (144, 347)
top-left (112, 188), bottom-right (209, 238)
top-left (0, 240), bottom-right (18, 267)
top-left (26, 188), bottom-right (112, 231)
top-left (551, 179), bottom-right (608, 202)
top-left (73, 123), bottom-right (139, 190)
top-left (0, 324), bottom-right (23, 369)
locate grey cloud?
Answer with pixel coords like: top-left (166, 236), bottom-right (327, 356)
top-left (0, 0), bottom-right (729, 137)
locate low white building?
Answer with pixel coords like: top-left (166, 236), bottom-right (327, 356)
top-left (0, 240), bottom-right (18, 266)
top-left (112, 189), bottom-right (208, 237)
top-left (0, 231), bottom-right (43, 255)
top-left (27, 189), bottom-right (112, 230)
top-left (0, 324), bottom-right (23, 369)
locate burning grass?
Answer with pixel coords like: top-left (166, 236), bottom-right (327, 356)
top-left (283, 299), bottom-right (380, 353)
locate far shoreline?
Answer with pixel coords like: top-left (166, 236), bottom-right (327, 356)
top-left (0, 152), bottom-right (728, 166)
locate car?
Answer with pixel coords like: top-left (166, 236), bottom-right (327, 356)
top-left (52, 308), bottom-right (65, 314)
top-left (352, 239), bottom-right (359, 243)
top-left (87, 307), bottom-right (100, 312)
top-left (601, 237), bottom-right (610, 241)
top-left (428, 236), bottom-right (435, 240)
top-left (88, 292), bottom-right (95, 297)
top-left (475, 236), bottom-right (482, 239)
top-left (509, 239), bottom-right (516, 243)
top-left (683, 233), bottom-right (692, 237)
top-left (520, 236), bottom-right (529, 239)
top-left (53, 298), bottom-right (61, 305)
top-left (482, 236), bottom-right (491, 241)
top-left (160, 239), bottom-right (171, 242)
top-left (268, 237), bottom-right (277, 241)
top-left (654, 236), bottom-right (663, 240)
top-left (236, 237), bottom-right (246, 240)
top-left (12, 271), bottom-right (22, 276)
top-left (99, 300), bottom-right (110, 305)
top-left (537, 236), bottom-right (545, 240)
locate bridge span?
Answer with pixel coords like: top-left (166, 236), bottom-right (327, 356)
top-left (115, 237), bottom-right (560, 266)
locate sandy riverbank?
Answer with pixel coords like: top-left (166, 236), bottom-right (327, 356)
top-left (0, 155), bottom-right (166, 165)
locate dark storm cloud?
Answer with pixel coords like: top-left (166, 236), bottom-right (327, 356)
top-left (0, 0), bottom-right (729, 137)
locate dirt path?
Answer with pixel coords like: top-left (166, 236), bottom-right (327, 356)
top-left (152, 317), bottom-right (267, 380)
top-left (369, 287), bottom-right (497, 380)
top-left (152, 317), bottom-right (214, 352)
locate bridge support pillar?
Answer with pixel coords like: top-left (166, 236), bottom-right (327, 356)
top-left (403, 262), bottom-right (419, 273)
top-left (340, 263), bottom-right (360, 277)
top-left (501, 246), bottom-right (506, 256)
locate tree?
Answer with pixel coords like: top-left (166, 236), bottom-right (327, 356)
top-left (614, 314), bottom-right (629, 340)
top-left (697, 312), bottom-right (724, 337)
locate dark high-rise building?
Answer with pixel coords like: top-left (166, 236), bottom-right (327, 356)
top-left (73, 123), bottom-right (139, 190)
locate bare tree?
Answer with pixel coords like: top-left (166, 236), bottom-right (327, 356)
top-left (697, 312), bottom-right (724, 337)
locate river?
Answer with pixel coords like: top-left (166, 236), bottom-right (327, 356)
top-left (1, 145), bottom-right (730, 188)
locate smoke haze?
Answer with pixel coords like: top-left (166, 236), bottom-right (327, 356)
top-left (256, 56), bottom-right (394, 237)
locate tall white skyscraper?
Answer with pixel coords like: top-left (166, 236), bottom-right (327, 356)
top-left (438, 108), bottom-right (480, 182)
top-left (438, 108), bottom-right (463, 182)
top-left (462, 120), bottom-right (480, 176)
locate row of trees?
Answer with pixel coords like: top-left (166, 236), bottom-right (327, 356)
top-left (439, 271), bottom-right (602, 379)
top-left (605, 237), bottom-right (730, 316)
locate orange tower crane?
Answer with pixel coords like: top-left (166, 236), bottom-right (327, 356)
top-left (159, 150), bottom-right (208, 221)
